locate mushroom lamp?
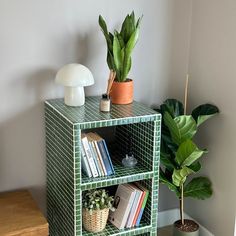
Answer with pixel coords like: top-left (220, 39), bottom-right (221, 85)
top-left (55, 64), bottom-right (94, 106)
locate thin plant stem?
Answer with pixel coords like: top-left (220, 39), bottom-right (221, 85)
top-left (184, 74), bottom-right (189, 115)
top-left (180, 184), bottom-right (184, 225)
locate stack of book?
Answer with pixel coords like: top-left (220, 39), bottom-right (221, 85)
top-left (109, 183), bottom-right (149, 229)
top-left (81, 132), bottom-right (115, 178)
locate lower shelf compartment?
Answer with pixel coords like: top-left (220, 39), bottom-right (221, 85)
top-left (82, 222), bottom-right (152, 236)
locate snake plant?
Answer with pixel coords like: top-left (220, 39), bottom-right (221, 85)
top-left (99, 12), bottom-right (142, 82)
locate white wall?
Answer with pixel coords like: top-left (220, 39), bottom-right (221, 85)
top-left (170, 0), bottom-right (236, 235)
top-left (0, 0), bottom-right (191, 214)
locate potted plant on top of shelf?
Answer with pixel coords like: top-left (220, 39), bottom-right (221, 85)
top-left (82, 189), bottom-right (114, 233)
top-left (99, 11), bottom-right (142, 105)
top-left (157, 79), bottom-right (219, 235)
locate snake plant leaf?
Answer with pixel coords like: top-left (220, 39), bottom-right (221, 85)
top-left (160, 99), bottom-right (184, 118)
top-left (175, 139), bottom-right (207, 167)
top-left (160, 168), bottom-right (180, 197)
top-left (120, 14), bottom-right (132, 44)
top-left (99, 15), bottom-right (108, 35)
top-left (184, 177), bottom-right (213, 199)
top-left (99, 15), bottom-right (113, 53)
top-left (164, 112), bottom-right (197, 145)
top-left (116, 32), bottom-right (125, 49)
top-left (113, 33), bottom-right (123, 70)
top-left (172, 167), bottom-right (194, 187)
top-left (192, 104), bottom-right (219, 127)
top-left (120, 27), bottom-right (140, 81)
top-left (107, 51), bottom-right (115, 70)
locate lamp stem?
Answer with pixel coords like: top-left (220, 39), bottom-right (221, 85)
top-left (64, 86), bottom-right (85, 106)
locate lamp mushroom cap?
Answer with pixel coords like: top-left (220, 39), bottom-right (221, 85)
top-left (55, 63), bottom-right (94, 87)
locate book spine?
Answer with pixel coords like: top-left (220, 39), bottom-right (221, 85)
top-left (94, 141), bottom-right (107, 176)
top-left (80, 142), bottom-right (92, 177)
top-left (120, 189), bottom-right (136, 229)
top-left (97, 140), bottom-right (113, 176)
top-left (81, 137), bottom-right (99, 177)
top-left (102, 140), bottom-right (115, 174)
top-left (88, 142), bottom-right (102, 177)
top-left (136, 190), bottom-right (149, 227)
top-left (132, 191), bottom-right (145, 226)
top-left (91, 141), bottom-right (104, 177)
top-left (126, 190), bottom-right (142, 228)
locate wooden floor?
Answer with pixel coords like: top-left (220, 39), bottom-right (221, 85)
top-left (158, 225), bottom-right (172, 236)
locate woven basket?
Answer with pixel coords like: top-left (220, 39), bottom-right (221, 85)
top-left (82, 208), bottom-right (109, 233)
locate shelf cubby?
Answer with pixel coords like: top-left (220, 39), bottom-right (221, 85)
top-left (45, 97), bottom-right (161, 236)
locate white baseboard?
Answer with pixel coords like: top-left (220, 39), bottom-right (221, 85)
top-left (158, 208), bottom-right (214, 236)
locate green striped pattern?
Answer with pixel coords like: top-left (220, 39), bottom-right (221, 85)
top-left (45, 97), bottom-right (161, 236)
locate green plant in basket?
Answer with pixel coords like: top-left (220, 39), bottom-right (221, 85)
top-left (82, 189), bottom-right (114, 215)
top-left (157, 97), bottom-right (219, 235)
top-left (82, 189), bottom-right (114, 233)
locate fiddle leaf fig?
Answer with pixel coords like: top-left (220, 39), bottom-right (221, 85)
top-left (157, 97), bottom-right (219, 225)
top-left (172, 167), bottom-right (194, 187)
top-left (192, 104), bottom-right (219, 127)
top-left (164, 112), bottom-right (197, 145)
top-left (160, 169), bottom-right (180, 197)
top-left (175, 139), bottom-right (207, 167)
top-left (160, 99), bottom-right (184, 118)
top-left (184, 177), bottom-right (213, 199)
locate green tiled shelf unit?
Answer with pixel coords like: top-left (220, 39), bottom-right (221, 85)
top-left (45, 97), bottom-right (161, 236)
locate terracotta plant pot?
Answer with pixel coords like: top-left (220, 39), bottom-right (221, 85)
top-left (110, 79), bottom-right (133, 105)
top-left (173, 220), bottom-right (199, 236)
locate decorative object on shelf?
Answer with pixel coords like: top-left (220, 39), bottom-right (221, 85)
top-left (122, 154), bottom-right (137, 168)
top-left (82, 189), bottom-right (114, 233)
top-left (99, 11), bottom-right (142, 105)
top-left (55, 63), bottom-right (94, 107)
top-left (99, 70), bottom-right (116, 112)
top-left (122, 133), bottom-right (137, 167)
top-left (156, 75), bottom-right (219, 236)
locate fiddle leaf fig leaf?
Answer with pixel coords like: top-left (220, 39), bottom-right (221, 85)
top-left (164, 112), bottom-right (197, 145)
top-left (172, 167), bottom-right (194, 187)
top-left (189, 161), bottom-right (201, 172)
top-left (160, 151), bottom-right (176, 171)
top-left (160, 169), bottom-right (180, 197)
top-left (176, 139), bottom-right (207, 167)
top-left (192, 104), bottom-right (219, 127)
top-left (160, 99), bottom-right (184, 118)
top-left (184, 177), bottom-right (213, 199)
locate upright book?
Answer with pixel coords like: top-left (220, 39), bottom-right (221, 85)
top-left (109, 184), bottom-right (136, 229)
top-left (134, 183), bottom-right (149, 227)
top-left (125, 184), bottom-right (143, 228)
top-left (80, 143), bottom-right (92, 177)
top-left (87, 133), bottom-right (114, 175)
top-left (86, 133), bottom-right (106, 176)
top-left (81, 134), bottom-right (99, 178)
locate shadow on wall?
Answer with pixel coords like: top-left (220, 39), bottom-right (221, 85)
top-left (0, 68), bottom-right (59, 215)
